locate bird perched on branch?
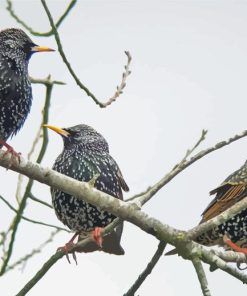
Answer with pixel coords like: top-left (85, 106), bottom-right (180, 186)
top-left (0, 28), bottom-right (54, 157)
top-left (44, 124), bottom-right (129, 260)
top-left (196, 161), bottom-right (247, 254)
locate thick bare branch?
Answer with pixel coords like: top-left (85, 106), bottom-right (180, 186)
top-left (187, 196), bottom-right (247, 240)
top-left (201, 247), bottom-right (247, 283)
top-left (211, 249), bottom-right (247, 266)
top-left (1, 151), bottom-right (247, 291)
top-left (1, 128), bottom-right (247, 290)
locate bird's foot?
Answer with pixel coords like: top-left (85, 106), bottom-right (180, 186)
top-left (57, 232), bottom-right (79, 264)
top-left (223, 235), bottom-right (247, 255)
top-left (0, 140), bottom-right (21, 166)
top-left (92, 227), bottom-right (103, 248)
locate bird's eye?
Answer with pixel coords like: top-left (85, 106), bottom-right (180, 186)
top-left (64, 129), bottom-right (76, 137)
top-left (23, 43), bottom-right (35, 54)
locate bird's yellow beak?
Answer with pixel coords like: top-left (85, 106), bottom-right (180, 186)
top-left (43, 124), bottom-right (70, 137)
top-left (31, 45), bottom-right (55, 52)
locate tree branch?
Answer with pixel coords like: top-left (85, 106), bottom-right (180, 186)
top-left (0, 195), bottom-right (69, 232)
top-left (1, 150), bottom-right (247, 294)
top-left (211, 249), bottom-right (247, 266)
top-left (135, 129), bottom-right (247, 206)
top-left (123, 241), bottom-right (167, 296)
top-left (28, 192), bottom-right (53, 209)
top-left (15, 218), bottom-right (121, 296)
top-left (192, 256), bottom-right (212, 296)
top-left (40, 0), bottom-right (131, 108)
top-left (0, 75), bottom-right (60, 275)
top-left (15, 251), bottom-right (63, 296)
top-left (2, 128), bottom-right (247, 291)
top-left (187, 196), bottom-right (247, 240)
top-left (5, 230), bottom-right (60, 274)
top-left (6, 0), bottom-right (77, 37)
top-left (200, 247), bottom-right (247, 283)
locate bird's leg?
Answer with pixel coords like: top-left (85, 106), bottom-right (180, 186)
top-left (0, 139), bottom-right (21, 164)
top-left (92, 227), bottom-right (103, 248)
top-left (223, 234), bottom-right (247, 255)
top-left (57, 232), bottom-right (80, 264)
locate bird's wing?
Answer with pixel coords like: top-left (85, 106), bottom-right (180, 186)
top-left (200, 181), bottom-right (246, 223)
top-left (100, 152), bottom-right (129, 193)
top-left (83, 152), bottom-right (129, 199)
top-left (116, 168), bottom-right (129, 192)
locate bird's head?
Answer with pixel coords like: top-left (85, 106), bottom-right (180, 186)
top-left (44, 124), bottom-right (109, 152)
top-left (0, 28), bottom-right (54, 61)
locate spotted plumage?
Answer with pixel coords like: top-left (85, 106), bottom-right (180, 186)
top-left (196, 160), bottom-right (247, 248)
top-left (0, 28), bottom-right (53, 149)
top-left (46, 124), bottom-right (129, 255)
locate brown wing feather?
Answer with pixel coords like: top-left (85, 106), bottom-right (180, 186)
top-left (200, 183), bottom-right (245, 223)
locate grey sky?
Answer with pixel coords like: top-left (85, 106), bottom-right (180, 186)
top-left (1, 1), bottom-right (247, 295)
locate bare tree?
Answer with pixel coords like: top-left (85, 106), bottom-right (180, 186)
top-left (1, 1), bottom-right (247, 296)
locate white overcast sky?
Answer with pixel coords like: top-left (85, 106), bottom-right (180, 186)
top-left (1, 1), bottom-right (247, 295)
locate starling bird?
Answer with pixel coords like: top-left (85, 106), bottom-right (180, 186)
top-left (0, 28), bottom-right (54, 155)
top-left (196, 160), bottom-right (247, 253)
top-left (45, 124), bottom-right (129, 257)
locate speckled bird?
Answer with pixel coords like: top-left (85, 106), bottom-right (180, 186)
top-left (196, 160), bottom-right (247, 253)
top-left (45, 124), bottom-right (129, 255)
top-left (0, 28), bottom-right (54, 154)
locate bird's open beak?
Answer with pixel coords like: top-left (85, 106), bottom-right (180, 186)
top-left (43, 124), bottom-right (70, 137)
top-left (31, 45), bottom-right (55, 53)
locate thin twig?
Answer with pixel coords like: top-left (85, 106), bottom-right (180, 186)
top-left (41, 0), bottom-right (131, 108)
top-left (5, 230), bottom-right (60, 273)
top-left (30, 76), bottom-right (65, 85)
top-left (172, 129), bottom-right (208, 170)
top-left (15, 173), bottom-right (24, 204)
top-left (15, 218), bottom-right (121, 296)
top-left (101, 51), bottom-right (132, 107)
top-left (0, 76), bottom-right (56, 275)
top-left (15, 251), bottom-right (63, 296)
top-left (136, 129), bottom-right (247, 206)
top-left (26, 126), bottom-right (42, 160)
top-left (192, 256), bottom-right (212, 296)
top-left (123, 241), bottom-right (167, 296)
top-left (6, 0), bottom-right (77, 37)
top-left (29, 192), bottom-right (53, 209)
top-left (0, 195), bottom-right (69, 232)
top-left (15, 75), bottom-right (65, 204)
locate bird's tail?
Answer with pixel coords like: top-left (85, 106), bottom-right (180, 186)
top-left (165, 248), bottom-right (178, 256)
top-left (76, 222), bottom-right (125, 255)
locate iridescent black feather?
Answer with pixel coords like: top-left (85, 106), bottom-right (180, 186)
top-left (0, 28), bottom-right (53, 147)
top-left (51, 124), bottom-right (129, 254)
